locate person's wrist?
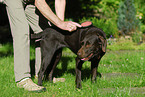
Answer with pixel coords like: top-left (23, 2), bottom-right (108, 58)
top-left (55, 20), bottom-right (64, 29)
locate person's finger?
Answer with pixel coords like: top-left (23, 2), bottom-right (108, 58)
top-left (71, 22), bottom-right (82, 27)
top-left (68, 26), bottom-right (76, 32)
top-left (68, 24), bottom-right (77, 32)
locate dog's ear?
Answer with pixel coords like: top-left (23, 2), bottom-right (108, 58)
top-left (99, 36), bottom-right (107, 52)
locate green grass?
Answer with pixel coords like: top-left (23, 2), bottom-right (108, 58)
top-left (0, 42), bottom-right (145, 97)
top-left (107, 39), bottom-right (145, 51)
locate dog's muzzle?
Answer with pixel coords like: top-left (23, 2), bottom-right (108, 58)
top-left (80, 53), bottom-right (94, 61)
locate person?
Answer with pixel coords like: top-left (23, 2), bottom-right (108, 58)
top-left (2, 0), bottom-right (81, 92)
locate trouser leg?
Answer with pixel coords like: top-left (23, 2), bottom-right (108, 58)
top-left (24, 4), bottom-right (42, 76)
top-left (4, 0), bottom-right (30, 82)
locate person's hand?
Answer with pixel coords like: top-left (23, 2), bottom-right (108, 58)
top-left (58, 21), bottom-right (82, 32)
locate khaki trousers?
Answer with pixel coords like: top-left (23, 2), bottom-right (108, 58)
top-left (4, 0), bottom-right (42, 82)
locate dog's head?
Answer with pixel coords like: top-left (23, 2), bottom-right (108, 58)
top-left (77, 27), bottom-right (107, 61)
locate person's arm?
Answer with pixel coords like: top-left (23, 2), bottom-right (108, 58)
top-left (55, 0), bottom-right (65, 21)
top-left (35, 0), bottom-right (81, 32)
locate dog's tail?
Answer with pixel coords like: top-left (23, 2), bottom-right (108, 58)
top-left (31, 28), bottom-right (55, 40)
top-left (31, 32), bottom-right (44, 40)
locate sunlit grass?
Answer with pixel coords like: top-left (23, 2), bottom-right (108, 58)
top-left (0, 42), bottom-right (145, 97)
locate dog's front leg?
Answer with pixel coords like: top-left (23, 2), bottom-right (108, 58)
top-left (75, 57), bottom-right (84, 88)
top-left (91, 57), bottom-right (101, 83)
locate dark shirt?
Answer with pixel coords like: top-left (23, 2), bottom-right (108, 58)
top-left (23, 0), bottom-right (35, 4)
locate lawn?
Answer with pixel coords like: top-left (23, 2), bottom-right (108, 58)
top-left (0, 41), bottom-right (145, 97)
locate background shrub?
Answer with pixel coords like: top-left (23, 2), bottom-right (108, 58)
top-left (80, 17), bottom-right (119, 38)
top-left (132, 32), bottom-right (142, 43)
top-left (141, 25), bottom-right (145, 34)
top-left (117, 0), bottom-right (140, 35)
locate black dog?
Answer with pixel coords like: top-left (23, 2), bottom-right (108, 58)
top-left (31, 25), bottom-right (107, 88)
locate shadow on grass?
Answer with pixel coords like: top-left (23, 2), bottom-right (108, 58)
top-left (30, 59), bottom-right (35, 77)
top-left (39, 55), bottom-right (102, 82)
top-left (53, 66), bottom-right (101, 82)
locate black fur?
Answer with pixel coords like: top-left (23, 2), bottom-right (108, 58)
top-left (31, 26), bottom-right (107, 88)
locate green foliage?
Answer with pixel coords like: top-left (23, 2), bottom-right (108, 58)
top-left (65, 0), bottom-right (101, 21)
top-left (132, 32), bottom-right (142, 43)
top-left (95, 0), bottom-right (120, 20)
top-left (141, 25), bottom-right (145, 34)
top-left (134, 0), bottom-right (145, 24)
top-left (78, 0), bottom-right (122, 38)
top-left (80, 17), bottom-right (118, 38)
top-left (117, 0), bottom-right (140, 35)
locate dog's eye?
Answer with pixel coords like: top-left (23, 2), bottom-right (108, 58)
top-left (81, 42), bottom-right (84, 45)
top-left (86, 41), bottom-right (90, 45)
top-left (86, 41), bottom-right (92, 48)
